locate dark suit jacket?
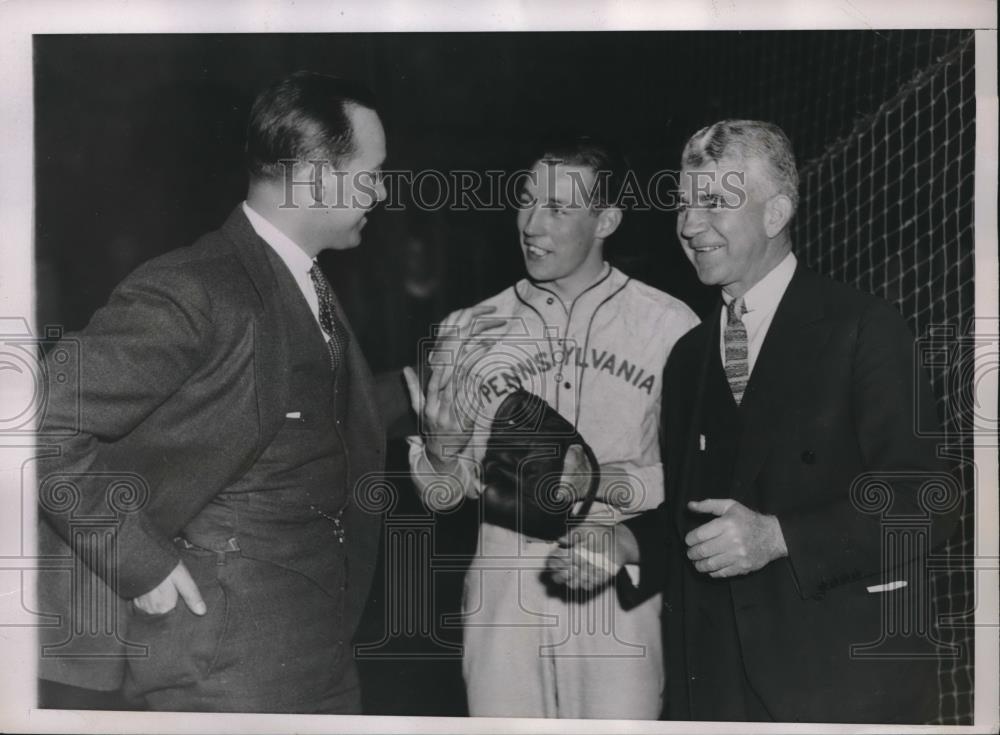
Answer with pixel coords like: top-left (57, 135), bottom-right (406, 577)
top-left (36, 207), bottom-right (404, 690)
top-left (625, 264), bottom-right (960, 723)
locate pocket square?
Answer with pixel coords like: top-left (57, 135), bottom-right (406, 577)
top-left (866, 580), bottom-right (907, 593)
top-left (285, 411), bottom-right (302, 419)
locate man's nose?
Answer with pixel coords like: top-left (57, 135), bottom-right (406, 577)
top-left (679, 208), bottom-right (707, 239)
top-left (521, 204), bottom-right (544, 235)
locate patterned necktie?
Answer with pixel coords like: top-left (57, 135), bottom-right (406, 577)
top-left (309, 264), bottom-right (350, 371)
top-left (724, 296), bottom-right (749, 405)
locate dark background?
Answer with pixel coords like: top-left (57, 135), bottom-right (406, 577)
top-left (34, 32), bottom-right (731, 365)
top-left (34, 31), bottom-right (976, 719)
top-left (35, 31), bottom-right (966, 364)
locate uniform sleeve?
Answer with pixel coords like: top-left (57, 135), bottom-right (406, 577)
top-left (406, 434), bottom-right (483, 510)
top-left (666, 302), bottom-right (702, 351)
top-left (36, 262), bottom-right (213, 599)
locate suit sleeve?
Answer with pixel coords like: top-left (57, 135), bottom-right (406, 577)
top-left (37, 262), bottom-right (213, 599)
top-left (616, 502), bottom-right (672, 609)
top-left (615, 334), bottom-right (695, 609)
top-left (777, 299), bottom-right (959, 598)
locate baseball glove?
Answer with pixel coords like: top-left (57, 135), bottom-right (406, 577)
top-left (481, 388), bottom-right (600, 540)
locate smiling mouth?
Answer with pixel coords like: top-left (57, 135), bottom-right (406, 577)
top-left (525, 244), bottom-right (548, 258)
top-left (691, 244), bottom-right (723, 254)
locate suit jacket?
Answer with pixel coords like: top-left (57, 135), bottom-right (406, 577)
top-left (625, 264), bottom-right (960, 723)
top-left (36, 206), bottom-right (402, 690)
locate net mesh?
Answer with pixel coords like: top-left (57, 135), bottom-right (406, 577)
top-left (796, 36), bottom-right (976, 726)
top-left (699, 30), bottom-right (977, 724)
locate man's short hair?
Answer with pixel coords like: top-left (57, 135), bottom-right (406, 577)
top-left (681, 120), bottom-right (799, 212)
top-left (532, 134), bottom-right (629, 210)
top-left (246, 71), bottom-right (379, 180)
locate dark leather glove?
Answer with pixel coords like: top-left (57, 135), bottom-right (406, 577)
top-left (481, 388), bottom-right (600, 540)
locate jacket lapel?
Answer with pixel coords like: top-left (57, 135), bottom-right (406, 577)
top-left (731, 265), bottom-right (831, 498)
top-left (672, 306), bottom-right (721, 538)
top-left (318, 274), bottom-right (384, 442)
top-left (321, 275), bottom-right (385, 631)
top-left (220, 206), bottom-right (290, 455)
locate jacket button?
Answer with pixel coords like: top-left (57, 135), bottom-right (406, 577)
top-left (546, 297), bottom-right (554, 305)
top-left (801, 450), bottom-right (816, 464)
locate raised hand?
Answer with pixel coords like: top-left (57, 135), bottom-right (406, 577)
top-left (684, 498), bottom-right (787, 578)
top-left (404, 305), bottom-right (506, 469)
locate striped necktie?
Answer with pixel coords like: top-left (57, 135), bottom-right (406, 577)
top-left (724, 296), bottom-right (749, 405)
top-left (309, 264), bottom-right (351, 371)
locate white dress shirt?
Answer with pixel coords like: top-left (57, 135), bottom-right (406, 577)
top-left (242, 201), bottom-right (322, 329)
top-left (719, 251), bottom-right (797, 376)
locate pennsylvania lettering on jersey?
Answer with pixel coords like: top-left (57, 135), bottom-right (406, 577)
top-left (475, 344), bottom-right (656, 403)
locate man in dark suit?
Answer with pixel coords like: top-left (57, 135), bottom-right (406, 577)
top-left (547, 119), bottom-right (959, 723)
top-left (36, 71), bottom-right (402, 713)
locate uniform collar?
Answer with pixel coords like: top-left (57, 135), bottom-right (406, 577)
top-left (516, 263), bottom-right (627, 313)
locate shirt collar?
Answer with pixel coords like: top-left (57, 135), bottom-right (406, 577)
top-left (722, 251), bottom-right (797, 314)
top-left (517, 262), bottom-right (624, 310)
top-left (242, 201), bottom-right (316, 277)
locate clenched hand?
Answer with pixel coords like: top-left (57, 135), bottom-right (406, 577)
top-left (685, 498), bottom-right (787, 578)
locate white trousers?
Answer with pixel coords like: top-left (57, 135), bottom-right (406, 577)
top-left (460, 527), bottom-right (664, 719)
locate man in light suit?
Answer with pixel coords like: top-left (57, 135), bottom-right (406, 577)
top-left (548, 120), bottom-right (960, 723)
top-left (36, 71), bottom-right (403, 712)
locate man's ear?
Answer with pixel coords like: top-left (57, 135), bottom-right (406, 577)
top-left (764, 194), bottom-right (794, 238)
top-left (595, 206), bottom-right (623, 239)
top-left (288, 160), bottom-right (327, 207)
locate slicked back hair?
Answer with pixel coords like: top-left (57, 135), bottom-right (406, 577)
top-left (246, 71), bottom-right (379, 181)
top-left (532, 134), bottom-right (629, 211)
top-left (682, 119), bottom-right (799, 212)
